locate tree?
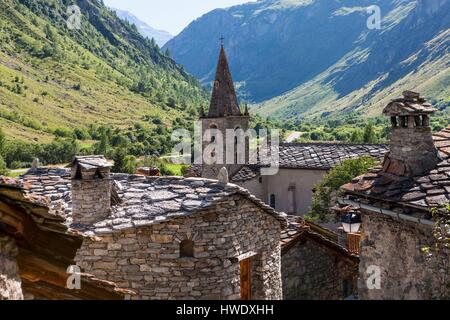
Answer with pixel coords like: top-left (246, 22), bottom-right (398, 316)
top-left (307, 156), bottom-right (377, 222)
top-left (363, 122), bottom-right (377, 143)
top-left (94, 130), bottom-right (110, 156)
top-left (0, 156), bottom-right (9, 176)
top-left (44, 24), bottom-right (55, 41)
top-left (0, 128), bottom-right (6, 155)
top-left (112, 147), bottom-right (137, 174)
top-left (421, 203), bottom-right (450, 299)
top-left (350, 129), bottom-right (363, 143)
top-left (426, 204), bottom-right (450, 252)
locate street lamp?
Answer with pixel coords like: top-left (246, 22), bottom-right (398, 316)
top-left (341, 213), bottom-right (362, 233)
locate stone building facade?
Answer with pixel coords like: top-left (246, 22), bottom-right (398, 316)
top-left (75, 194), bottom-right (283, 300)
top-left (0, 176), bottom-right (132, 300)
top-left (281, 217), bottom-right (359, 300)
top-left (356, 210), bottom-right (449, 299)
top-left (14, 156), bottom-right (287, 300)
top-left (341, 92), bottom-right (450, 300)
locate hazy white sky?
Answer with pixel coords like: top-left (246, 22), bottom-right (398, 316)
top-left (103, 0), bottom-right (255, 35)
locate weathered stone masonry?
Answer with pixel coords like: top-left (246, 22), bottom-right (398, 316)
top-left (280, 218), bottom-right (359, 300)
top-left (282, 239), bottom-right (357, 300)
top-left (0, 235), bottom-right (23, 300)
top-left (341, 93), bottom-right (450, 300)
top-left (358, 210), bottom-right (449, 300)
top-left (75, 196), bottom-right (282, 300)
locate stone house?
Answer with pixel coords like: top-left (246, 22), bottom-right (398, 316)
top-left (196, 45), bottom-right (389, 216)
top-left (0, 176), bottom-right (132, 300)
top-left (13, 156), bottom-right (287, 300)
top-left (340, 92), bottom-right (450, 300)
top-left (281, 216), bottom-right (359, 300)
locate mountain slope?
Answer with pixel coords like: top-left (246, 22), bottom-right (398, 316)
top-left (164, 0), bottom-right (449, 120)
top-left (112, 8), bottom-right (173, 47)
top-left (0, 0), bottom-right (206, 142)
top-left (256, 0), bottom-right (450, 120)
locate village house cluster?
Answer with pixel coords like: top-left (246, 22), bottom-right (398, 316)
top-left (0, 46), bottom-right (448, 300)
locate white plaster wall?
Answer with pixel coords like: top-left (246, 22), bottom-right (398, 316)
top-left (237, 169), bottom-right (327, 216)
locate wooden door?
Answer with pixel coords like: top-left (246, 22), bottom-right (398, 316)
top-left (240, 258), bottom-right (251, 300)
top-left (347, 233), bottom-right (362, 255)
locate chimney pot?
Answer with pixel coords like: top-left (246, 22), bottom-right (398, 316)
top-left (382, 92), bottom-right (439, 177)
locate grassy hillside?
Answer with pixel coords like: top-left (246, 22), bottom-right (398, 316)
top-left (0, 0), bottom-right (207, 143)
top-left (254, 41), bottom-right (450, 120)
top-left (254, 4), bottom-right (450, 121)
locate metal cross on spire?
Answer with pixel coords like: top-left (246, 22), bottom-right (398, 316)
top-left (219, 35), bottom-right (225, 46)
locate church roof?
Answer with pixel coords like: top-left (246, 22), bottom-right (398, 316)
top-left (208, 46), bottom-right (242, 118)
top-left (341, 126), bottom-right (450, 218)
top-left (16, 169), bottom-right (287, 236)
top-left (231, 143), bottom-right (389, 182)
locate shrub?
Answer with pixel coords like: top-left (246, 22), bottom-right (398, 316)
top-left (307, 156), bottom-right (377, 222)
top-left (112, 147), bottom-right (137, 174)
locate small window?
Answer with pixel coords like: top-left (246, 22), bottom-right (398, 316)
top-left (342, 279), bottom-right (352, 299)
top-left (180, 240), bottom-right (194, 258)
top-left (269, 194), bottom-right (276, 209)
top-left (288, 185), bottom-right (296, 214)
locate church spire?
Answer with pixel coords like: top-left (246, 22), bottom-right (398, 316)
top-left (208, 44), bottom-right (241, 118)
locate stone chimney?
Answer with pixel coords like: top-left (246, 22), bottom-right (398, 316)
top-left (71, 156), bottom-right (112, 225)
top-left (382, 91), bottom-right (439, 177)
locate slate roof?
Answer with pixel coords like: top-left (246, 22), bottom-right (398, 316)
top-left (18, 169), bottom-right (287, 236)
top-left (383, 91), bottom-right (437, 116)
top-left (71, 155), bottom-right (112, 170)
top-left (274, 143), bottom-right (388, 169)
top-left (341, 126), bottom-right (450, 216)
top-left (280, 215), bottom-right (358, 261)
top-left (0, 176), bottom-right (134, 299)
top-left (231, 143), bottom-right (389, 182)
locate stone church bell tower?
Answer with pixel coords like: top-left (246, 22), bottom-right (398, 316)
top-left (200, 44), bottom-right (250, 179)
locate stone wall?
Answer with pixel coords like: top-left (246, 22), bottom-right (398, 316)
top-left (75, 195), bottom-right (282, 300)
top-left (201, 116), bottom-right (250, 179)
top-left (0, 235), bottom-right (23, 300)
top-left (358, 209), bottom-right (450, 300)
top-left (282, 238), bottom-right (358, 300)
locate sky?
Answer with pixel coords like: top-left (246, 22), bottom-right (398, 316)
top-left (103, 0), bottom-right (256, 35)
